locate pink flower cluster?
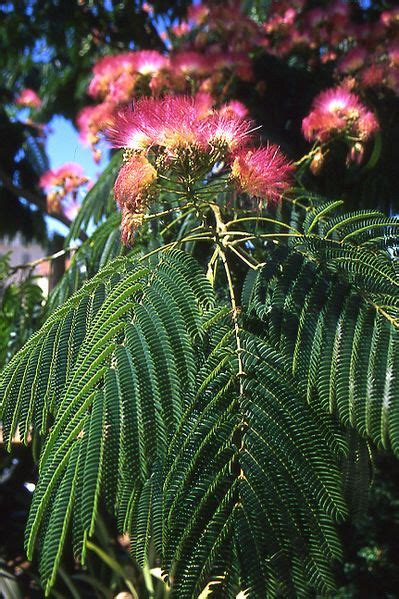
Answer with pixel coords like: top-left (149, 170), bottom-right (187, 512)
top-left (260, 1), bottom-right (399, 97)
top-left (77, 47), bottom-right (252, 160)
top-left (15, 88), bottom-right (42, 109)
top-left (107, 94), bottom-right (252, 155)
top-left (87, 51), bottom-right (169, 104)
top-left (77, 103), bottom-right (115, 163)
top-left (107, 94), bottom-right (293, 245)
top-left (231, 147), bottom-right (294, 203)
top-left (302, 87), bottom-right (379, 144)
top-left (172, 1), bottom-right (262, 55)
top-left (261, 0), bottom-right (349, 58)
top-left (39, 163), bottom-right (90, 217)
top-left (171, 1), bottom-right (399, 101)
top-left (302, 87), bottom-right (379, 167)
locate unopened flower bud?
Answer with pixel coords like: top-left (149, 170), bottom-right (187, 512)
top-left (310, 149), bottom-right (324, 175)
top-left (120, 208), bottom-right (145, 246)
top-left (113, 155), bottom-right (157, 210)
top-left (347, 142), bottom-right (364, 166)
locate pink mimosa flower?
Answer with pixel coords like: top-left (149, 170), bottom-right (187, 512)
top-left (15, 88), bottom-right (42, 109)
top-left (193, 92), bottom-right (214, 117)
top-left (187, 4), bottom-right (209, 25)
top-left (337, 47), bottom-right (367, 74)
top-left (39, 163), bottom-right (85, 192)
top-left (107, 95), bottom-right (253, 156)
top-left (77, 103), bottom-right (115, 158)
top-left (88, 54), bottom-right (136, 100)
top-left (172, 21), bottom-right (191, 37)
top-left (172, 51), bottom-right (209, 76)
top-left (107, 95), bottom-right (212, 152)
top-left (106, 99), bottom-right (158, 151)
top-left (39, 163), bottom-right (88, 214)
top-left (142, 2), bottom-right (153, 14)
top-left (204, 112), bottom-right (254, 151)
top-left (88, 51), bottom-right (167, 103)
top-left (219, 101), bottom-right (249, 119)
top-left (381, 7), bottom-right (399, 28)
top-left (302, 87), bottom-right (379, 143)
top-left (361, 64), bottom-right (385, 88)
top-left (231, 146), bottom-right (293, 201)
top-left (313, 87), bottom-right (360, 114)
top-left (133, 50), bottom-right (169, 76)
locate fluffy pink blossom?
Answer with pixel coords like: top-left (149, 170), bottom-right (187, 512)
top-left (219, 100), bottom-right (249, 119)
top-left (302, 110), bottom-right (344, 143)
top-left (337, 47), bottom-right (367, 74)
top-left (361, 64), bottom-right (385, 88)
top-left (88, 51), bottom-right (168, 103)
top-left (39, 163), bottom-right (88, 214)
top-left (171, 51), bottom-right (210, 76)
top-left (15, 88), bottom-right (42, 109)
top-left (171, 21), bottom-right (191, 37)
top-left (114, 155), bottom-right (157, 246)
top-left (211, 53), bottom-right (253, 81)
top-left (187, 4), bottom-right (209, 25)
top-left (204, 112), bottom-right (254, 151)
top-left (313, 87), bottom-right (360, 114)
top-left (39, 163), bottom-right (85, 191)
top-left (302, 87), bottom-right (379, 143)
top-left (231, 146), bottom-right (293, 201)
top-left (107, 95), bottom-right (252, 155)
top-left (381, 7), bottom-right (399, 28)
top-left (142, 2), bottom-right (153, 14)
top-left (88, 53), bottom-right (136, 101)
top-left (113, 155), bottom-right (157, 211)
top-left (77, 103), bottom-right (115, 160)
top-left (106, 98), bottom-right (160, 151)
top-left (192, 92), bottom-right (214, 117)
top-left (133, 50), bottom-right (169, 76)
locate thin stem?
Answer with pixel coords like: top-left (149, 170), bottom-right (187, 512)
top-left (206, 245), bottom-right (220, 285)
top-left (226, 216), bottom-right (300, 234)
top-left (230, 232), bottom-right (303, 246)
top-left (9, 246), bottom-right (78, 274)
top-left (228, 245), bottom-right (259, 270)
top-left (138, 233), bottom-right (213, 262)
top-left (220, 245), bottom-right (245, 381)
top-left (159, 207), bottom-right (196, 235)
top-left (367, 299), bottom-right (399, 330)
top-left (283, 195), bottom-right (310, 211)
top-left (144, 207), bottom-right (182, 221)
top-left (294, 144), bottom-right (321, 167)
top-left (209, 204), bottom-right (245, 383)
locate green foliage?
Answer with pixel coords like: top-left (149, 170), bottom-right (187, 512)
top-left (1, 223), bottom-right (398, 597)
top-left (49, 212), bottom-right (125, 311)
top-left (246, 242), bottom-right (399, 454)
top-left (0, 254), bottom-right (44, 368)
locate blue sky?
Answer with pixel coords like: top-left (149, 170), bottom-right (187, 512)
top-left (45, 116), bottom-right (109, 236)
top-left (47, 115), bottom-right (107, 181)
